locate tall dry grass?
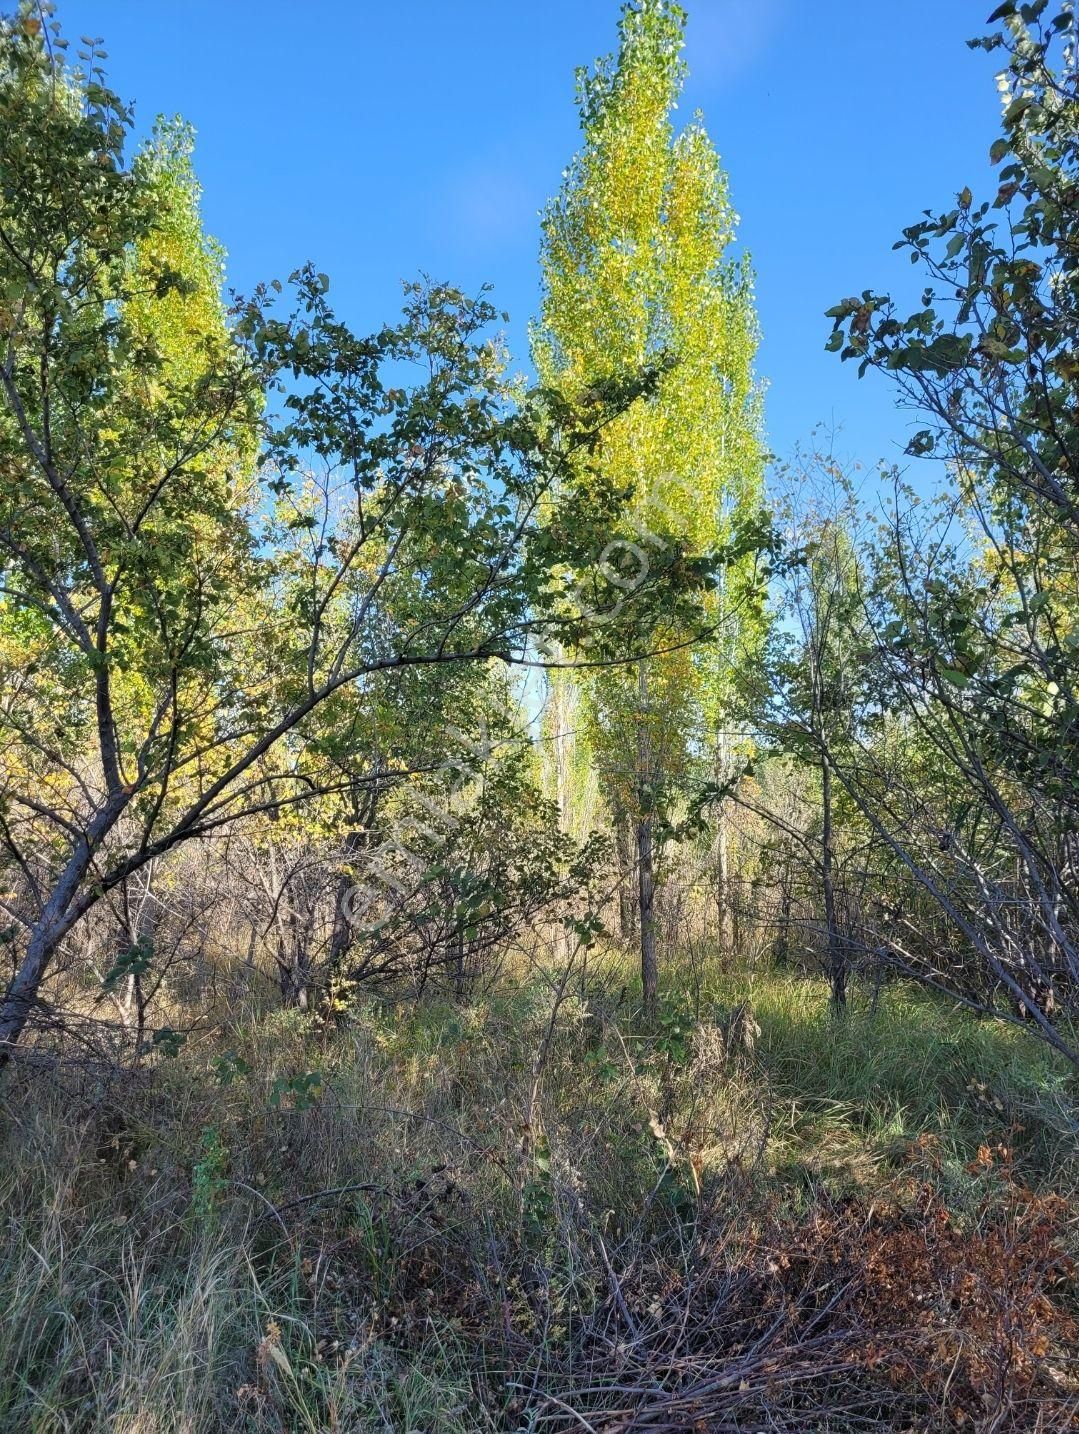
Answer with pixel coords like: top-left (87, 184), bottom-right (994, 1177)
top-left (1, 955), bottom-right (1076, 1430)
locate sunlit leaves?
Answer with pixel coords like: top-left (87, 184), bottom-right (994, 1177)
top-left (533, 0), bottom-right (767, 826)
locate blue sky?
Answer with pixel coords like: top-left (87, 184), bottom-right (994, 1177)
top-left (60, 1), bottom-right (1004, 475)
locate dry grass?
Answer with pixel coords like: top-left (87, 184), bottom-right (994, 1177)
top-left (1, 955), bottom-right (1076, 1430)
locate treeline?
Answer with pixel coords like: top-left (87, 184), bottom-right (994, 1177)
top-left (0, 0), bottom-right (1077, 1072)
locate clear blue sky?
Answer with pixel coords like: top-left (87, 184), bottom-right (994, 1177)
top-left (59, 0), bottom-right (1004, 474)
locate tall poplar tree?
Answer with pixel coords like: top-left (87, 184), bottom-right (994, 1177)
top-left (534, 0), bottom-right (765, 1010)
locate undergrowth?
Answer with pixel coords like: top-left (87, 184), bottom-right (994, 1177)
top-left (1, 959), bottom-right (1076, 1431)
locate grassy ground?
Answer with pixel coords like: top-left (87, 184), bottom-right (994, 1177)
top-left (1, 955), bottom-right (1076, 1431)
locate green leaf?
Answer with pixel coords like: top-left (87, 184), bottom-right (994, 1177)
top-left (150, 1027), bottom-right (186, 1058)
top-left (939, 667), bottom-right (970, 688)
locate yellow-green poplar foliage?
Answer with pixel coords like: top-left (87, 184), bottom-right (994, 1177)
top-left (112, 122), bottom-right (262, 787)
top-left (533, 0), bottom-right (765, 1005)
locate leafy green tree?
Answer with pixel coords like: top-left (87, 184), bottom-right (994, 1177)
top-left (772, 455), bottom-right (870, 1011)
top-left (533, 0), bottom-right (765, 1009)
top-left (824, 0), bottom-right (1079, 1057)
top-left (0, 6), bottom-right (693, 1061)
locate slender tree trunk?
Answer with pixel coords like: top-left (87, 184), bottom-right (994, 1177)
top-left (133, 967), bottom-right (147, 1046)
top-left (712, 728), bottom-right (736, 959)
top-left (328, 866), bottom-right (355, 983)
top-left (0, 921), bottom-right (61, 1064)
top-left (638, 815), bottom-right (658, 1017)
top-left (615, 815), bottom-right (635, 940)
top-left (327, 786), bottom-right (380, 1006)
top-left (274, 914), bottom-right (306, 1008)
top-left (636, 662), bottom-right (658, 1016)
top-left (0, 795), bottom-right (128, 1066)
top-left (551, 670), bottom-right (573, 962)
top-left (821, 756), bottom-right (845, 1011)
top-left (283, 895), bottom-right (311, 1011)
top-left (120, 870), bottom-right (153, 1047)
top-left (263, 836), bottom-right (311, 1011)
